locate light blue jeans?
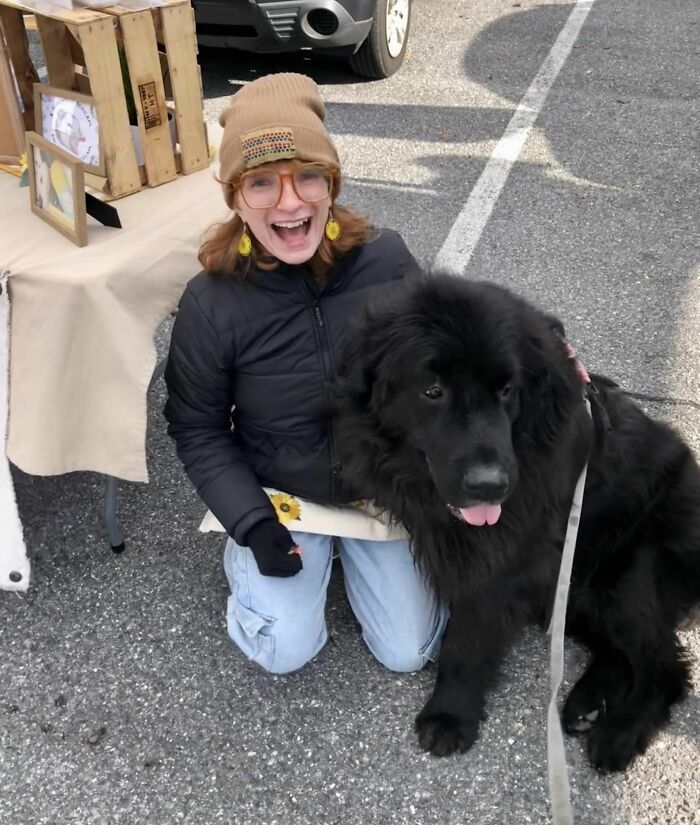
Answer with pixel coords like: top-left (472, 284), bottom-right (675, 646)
top-left (223, 531), bottom-right (448, 675)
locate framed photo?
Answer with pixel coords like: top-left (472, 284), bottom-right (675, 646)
top-left (26, 131), bottom-right (88, 247)
top-left (33, 83), bottom-right (106, 176)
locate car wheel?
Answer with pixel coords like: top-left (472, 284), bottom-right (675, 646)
top-left (349, 0), bottom-right (411, 79)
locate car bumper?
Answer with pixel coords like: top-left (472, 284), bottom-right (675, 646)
top-left (193, 0), bottom-right (374, 53)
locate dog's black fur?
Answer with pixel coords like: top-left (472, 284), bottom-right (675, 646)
top-left (333, 274), bottom-right (700, 773)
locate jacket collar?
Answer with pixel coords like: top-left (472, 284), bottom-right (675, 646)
top-left (243, 246), bottom-right (361, 296)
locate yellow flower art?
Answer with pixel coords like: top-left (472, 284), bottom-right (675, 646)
top-left (269, 493), bottom-right (302, 524)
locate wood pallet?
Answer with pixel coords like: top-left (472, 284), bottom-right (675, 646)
top-left (108, 0), bottom-right (209, 187)
top-left (0, 0), bottom-right (209, 199)
top-left (0, 22), bottom-right (25, 162)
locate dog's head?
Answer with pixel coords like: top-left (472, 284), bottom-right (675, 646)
top-left (334, 273), bottom-right (581, 526)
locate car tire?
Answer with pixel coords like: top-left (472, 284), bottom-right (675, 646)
top-left (349, 0), bottom-right (411, 79)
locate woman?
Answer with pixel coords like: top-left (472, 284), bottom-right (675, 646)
top-left (164, 73), bottom-right (447, 674)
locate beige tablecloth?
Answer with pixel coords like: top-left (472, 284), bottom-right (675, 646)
top-left (1, 152), bottom-right (228, 482)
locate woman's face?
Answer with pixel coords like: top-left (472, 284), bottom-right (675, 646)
top-left (234, 161), bottom-right (332, 265)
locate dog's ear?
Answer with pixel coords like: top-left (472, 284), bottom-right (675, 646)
top-left (333, 294), bottom-right (403, 412)
top-left (333, 313), bottom-right (381, 411)
top-left (331, 305), bottom-right (403, 503)
top-left (515, 309), bottom-right (580, 448)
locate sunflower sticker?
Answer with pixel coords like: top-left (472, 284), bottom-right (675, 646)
top-left (269, 492), bottom-right (302, 524)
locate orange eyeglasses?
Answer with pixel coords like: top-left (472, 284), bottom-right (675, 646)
top-left (236, 163), bottom-right (335, 209)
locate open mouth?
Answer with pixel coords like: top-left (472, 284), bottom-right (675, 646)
top-left (271, 218), bottom-right (311, 243)
top-left (446, 502), bottom-right (503, 527)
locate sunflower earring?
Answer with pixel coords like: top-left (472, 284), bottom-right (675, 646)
top-left (237, 224), bottom-right (252, 256)
top-left (325, 211), bottom-right (341, 241)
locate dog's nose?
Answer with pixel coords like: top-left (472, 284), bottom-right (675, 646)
top-left (461, 464), bottom-right (510, 501)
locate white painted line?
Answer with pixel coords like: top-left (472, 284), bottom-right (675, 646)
top-left (434, 0), bottom-right (596, 274)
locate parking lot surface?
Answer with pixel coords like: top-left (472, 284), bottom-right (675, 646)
top-left (3, 1), bottom-right (699, 823)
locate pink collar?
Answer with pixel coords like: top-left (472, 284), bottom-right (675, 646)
top-left (564, 341), bottom-right (590, 384)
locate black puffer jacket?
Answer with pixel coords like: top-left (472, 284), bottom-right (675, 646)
top-left (164, 229), bottom-right (417, 545)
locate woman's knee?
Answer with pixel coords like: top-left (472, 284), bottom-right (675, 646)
top-left (223, 533), bottom-right (334, 674)
top-left (363, 604), bottom-right (449, 673)
top-left (264, 618), bottom-right (328, 674)
top-left (369, 642), bottom-right (428, 673)
top-left (226, 595), bottom-right (327, 674)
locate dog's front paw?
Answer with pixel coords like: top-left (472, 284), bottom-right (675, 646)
top-left (414, 707), bottom-right (480, 757)
top-left (563, 688), bottom-right (603, 734)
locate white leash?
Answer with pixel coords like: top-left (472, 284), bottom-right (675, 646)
top-left (546, 397), bottom-right (591, 825)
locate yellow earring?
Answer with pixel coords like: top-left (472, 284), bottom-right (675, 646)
top-left (325, 211), bottom-right (341, 241)
top-left (237, 225), bottom-right (252, 257)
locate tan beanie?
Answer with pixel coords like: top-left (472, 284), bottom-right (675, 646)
top-left (218, 73), bottom-right (340, 209)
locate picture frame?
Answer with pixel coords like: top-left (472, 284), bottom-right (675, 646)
top-left (0, 28), bottom-right (24, 164)
top-left (26, 131), bottom-right (88, 247)
top-left (33, 83), bottom-right (106, 177)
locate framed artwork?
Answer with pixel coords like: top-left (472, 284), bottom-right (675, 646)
top-left (0, 29), bottom-right (24, 164)
top-left (33, 83), bottom-right (106, 176)
top-left (26, 131), bottom-right (88, 247)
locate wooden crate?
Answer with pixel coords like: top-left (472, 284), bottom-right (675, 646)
top-left (106, 0), bottom-right (209, 187)
top-left (0, 0), bottom-right (141, 197)
top-left (0, 0), bottom-right (208, 199)
top-left (0, 22), bottom-right (25, 162)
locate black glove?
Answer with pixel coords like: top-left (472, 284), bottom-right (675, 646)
top-left (244, 519), bottom-right (303, 577)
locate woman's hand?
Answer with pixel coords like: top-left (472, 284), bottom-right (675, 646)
top-left (245, 519), bottom-right (303, 577)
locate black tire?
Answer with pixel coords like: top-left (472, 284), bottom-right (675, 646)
top-left (349, 0), bottom-right (412, 79)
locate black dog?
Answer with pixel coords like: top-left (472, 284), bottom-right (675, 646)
top-left (333, 273), bottom-right (700, 773)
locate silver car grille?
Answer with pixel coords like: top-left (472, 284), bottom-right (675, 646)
top-left (259, 2), bottom-right (300, 40)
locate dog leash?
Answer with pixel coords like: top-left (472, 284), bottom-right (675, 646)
top-left (546, 396), bottom-right (591, 825)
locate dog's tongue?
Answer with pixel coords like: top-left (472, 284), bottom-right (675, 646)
top-left (459, 504), bottom-right (502, 526)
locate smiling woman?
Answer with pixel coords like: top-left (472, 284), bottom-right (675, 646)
top-left (164, 72), bottom-right (448, 676)
top-left (199, 78), bottom-right (372, 276)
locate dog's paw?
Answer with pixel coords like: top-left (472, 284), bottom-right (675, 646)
top-left (562, 689), bottom-right (603, 734)
top-left (586, 719), bottom-right (650, 774)
top-left (564, 658), bottom-right (632, 736)
top-left (414, 709), bottom-right (480, 757)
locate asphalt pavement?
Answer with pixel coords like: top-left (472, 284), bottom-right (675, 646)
top-left (2, 1), bottom-right (699, 823)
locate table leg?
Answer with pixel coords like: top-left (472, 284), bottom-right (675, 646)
top-left (99, 358), bottom-right (166, 554)
top-left (103, 475), bottom-right (125, 553)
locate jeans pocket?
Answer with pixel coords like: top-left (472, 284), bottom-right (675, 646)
top-left (227, 590), bottom-right (277, 668)
top-left (231, 596), bottom-right (276, 638)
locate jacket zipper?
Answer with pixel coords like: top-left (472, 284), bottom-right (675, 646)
top-left (305, 286), bottom-right (340, 499)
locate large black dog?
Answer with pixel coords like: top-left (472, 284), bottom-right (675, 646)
top-left (333, 273), bottom-right (700, 773)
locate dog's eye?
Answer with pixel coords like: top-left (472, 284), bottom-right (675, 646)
top-left (424, 386), bottom-right (443, 400)
top-left (498, 382), bottom-right (513, 401)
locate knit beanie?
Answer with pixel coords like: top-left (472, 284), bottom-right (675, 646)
top-left (218, 73), bottom-right (340, 209)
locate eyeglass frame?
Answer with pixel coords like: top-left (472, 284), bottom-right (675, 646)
top-left (232, 162), bottom-right (338, 210)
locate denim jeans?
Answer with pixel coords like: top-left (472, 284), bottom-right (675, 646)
top-left (223, 531), bottom-right (448, 674)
